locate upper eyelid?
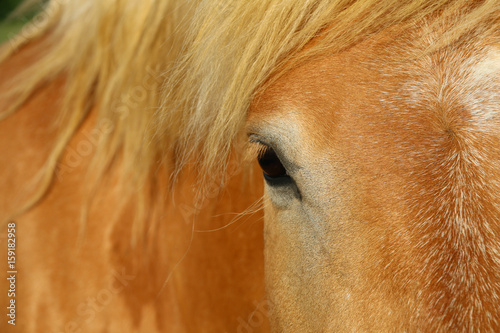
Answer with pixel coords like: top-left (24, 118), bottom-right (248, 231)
top-left (248, 134), bottom-right (271, 147)
top-left (248, 134), bottom-right (276, 154)
top-left (248, 134), bottom-right (301, 174)
top-left (247, 134), bottom-right (272, 160)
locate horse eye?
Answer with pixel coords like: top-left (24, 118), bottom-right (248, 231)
top-left (258, 146), bottom-right (288, 179)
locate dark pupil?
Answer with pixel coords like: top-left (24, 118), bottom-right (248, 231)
top-left (258, 147), bottom-right (287, 178)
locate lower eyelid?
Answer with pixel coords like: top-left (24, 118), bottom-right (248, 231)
top-left (264, 173), bottom-right (302, 201)
top-left (263, 172), bottom-right (291, 182)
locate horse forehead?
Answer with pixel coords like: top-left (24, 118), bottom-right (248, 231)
top-left (471, 46), bottom-right (500, 78)
top-left (249, 36), bottom-right (500, 139)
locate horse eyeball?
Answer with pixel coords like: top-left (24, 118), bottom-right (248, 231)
top-left (258, 146), bottom-right (288, 178)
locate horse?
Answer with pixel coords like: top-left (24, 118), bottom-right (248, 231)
top-left (1, 0), bottom-right (500, 331)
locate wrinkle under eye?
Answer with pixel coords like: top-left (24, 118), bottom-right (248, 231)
top-left (258, 146), bottom-right (288, 179)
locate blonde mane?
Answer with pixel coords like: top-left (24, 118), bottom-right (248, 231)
top-left (1, 0), bottom-right (499, 220)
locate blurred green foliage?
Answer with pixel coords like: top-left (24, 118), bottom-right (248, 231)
top-left (0, 0), bottom-right (25, 20)
top-left (0, 0), bottom-right (43, 43)
top-left (0, 21), bottom-right (24, 43)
